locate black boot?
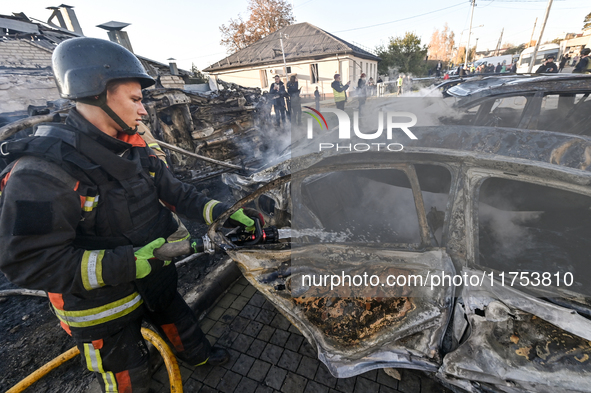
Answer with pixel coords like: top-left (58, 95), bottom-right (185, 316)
top-left (205, 347), bottom-right (230, 367)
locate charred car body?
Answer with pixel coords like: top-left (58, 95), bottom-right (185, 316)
top-left (441, 74), bottom-right (591, 135)
top-left (213, 122), bottom-right (591, 393)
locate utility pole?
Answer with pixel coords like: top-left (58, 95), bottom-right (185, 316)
top-left (495, 28), bottom-right (504, 56)
top-left (528, 17), bottom-right (538, 48)
top-left (527, 0), bottom-right (553, 73)
top-left (455, 30), bottom-right (464, 65)
top-left (464, 0), bottom-right (476, 69)
top-left (279, 32), bottom-right (289, 82)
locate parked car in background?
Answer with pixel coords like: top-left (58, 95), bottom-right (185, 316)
top-left (473, 54), bottom-right (513, 70)
top-left (442, 74), bottom-right (591, 135)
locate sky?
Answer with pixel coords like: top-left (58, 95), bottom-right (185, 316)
top-left (1, 0), bottom-right (589, 72)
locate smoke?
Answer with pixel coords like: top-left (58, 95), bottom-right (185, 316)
top-left (295, 170), bottom-right (423, 243)
top-left (231, 94), bottom-right (293, 171)
top-left (478, 203), bottom-right (539, 264)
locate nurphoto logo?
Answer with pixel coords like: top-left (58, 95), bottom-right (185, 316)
top-left (302, 108), bottom-right (418, 152)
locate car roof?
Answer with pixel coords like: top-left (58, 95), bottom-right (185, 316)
top-left (292, 126), bottom-right (591, 175)
top-left (448, 74), bottom-right (591, 103)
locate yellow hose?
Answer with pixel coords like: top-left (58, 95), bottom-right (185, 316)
top-left (5, 346), bottom-right (80, 393)
top-left (140, 327), bottom-right (183, 393)
top-left (5, 328), bottom-right (183, 393)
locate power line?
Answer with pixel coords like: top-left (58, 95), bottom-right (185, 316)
top-left (176, 51), bottom-right (228, 61)
top-left (293, 0), bottom-right (316, 8)
top-left (333, 2), bottom-right (467, 34)
top-left (480, 0), bottom-right (563, 2)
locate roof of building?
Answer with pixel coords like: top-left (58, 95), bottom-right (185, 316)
top-left (204, 22), bottom-right (381, 73)
top-left (0, 12), bottom-right (190, 77)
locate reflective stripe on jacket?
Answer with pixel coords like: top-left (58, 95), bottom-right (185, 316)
top-left (0, 108), bottom-right (230, 337)
top-left (50, 292), bottom-right (143, 328)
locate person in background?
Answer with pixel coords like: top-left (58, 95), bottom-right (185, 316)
top-left (314, 86), bottom-right (321, 111)
top-left (558, 54), bottom-right (569, 72)
top-left (397, 75), bottom-right (403, 95)
top-left (269, 75), bottom-right (287, 126)
top-left (331, 74), bottom-right (350, 110)
top-left (368, 77), bottom-right (375, 96)
top-left (536, 55), bottom-right (558, 73)
top-left (357, 72), bottom-right (367, 112)
top-left (572, 48), bottom-right (590, 74)
top-left (286, 75), bottom-right (302, 126)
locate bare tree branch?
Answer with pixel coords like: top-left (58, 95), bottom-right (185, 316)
top-left (219, 0), bottom-right (295, 54)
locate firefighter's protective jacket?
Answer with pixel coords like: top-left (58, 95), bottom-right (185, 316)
top-left (0, 109), bottom-right (228, 338)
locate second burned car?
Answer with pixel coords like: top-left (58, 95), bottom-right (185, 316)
top-left (211, 124), bottom-right (591, 393)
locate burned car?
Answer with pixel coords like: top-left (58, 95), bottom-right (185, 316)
top-left (209, 126), bottom-right (591, 393)
top-left (441, 74), bottom-right (591, 135)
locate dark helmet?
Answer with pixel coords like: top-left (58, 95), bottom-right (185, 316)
top-left (52, 37), bottom-right (154, 99)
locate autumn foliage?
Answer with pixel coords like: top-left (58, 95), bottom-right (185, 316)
top-left (219, 0), bottom-right (296, 54)
top-left (428, 24), bottom-right (455, 63)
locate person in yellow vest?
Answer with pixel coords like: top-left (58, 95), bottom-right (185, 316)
top-left (331, 74), bottom-right (350, 110)
top-left (397, 75), bottom-right (403, 95)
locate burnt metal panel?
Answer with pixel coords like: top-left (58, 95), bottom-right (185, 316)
top-left (0, 17), bottom-right (39, 34)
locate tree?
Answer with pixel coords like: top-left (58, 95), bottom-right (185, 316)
top-left (219, 0), bottom-right (295, 54)
top-left (545, 37), bottom-right (562, 45)
top-left (455, 46), bottom-right (476, 65)
top-left (584, 11), bottom-right (591, 30)
top-left (187, 63), bottom-right (208, 84)
top-left (503, 43), bottom-right (526, 55)
top-left (428, 23), bottom-right (455, 62)
top-left (376, 32), bottom-right (429, 76)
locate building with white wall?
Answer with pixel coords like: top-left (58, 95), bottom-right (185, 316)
top-left (204, 23), bottom-right (380, 98)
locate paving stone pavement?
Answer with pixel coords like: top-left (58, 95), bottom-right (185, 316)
top-left (150, 276), bottom-right (453, 393)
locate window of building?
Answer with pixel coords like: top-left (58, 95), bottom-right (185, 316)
top-left (310, 64), bottom-right (319, 83)
top-left (260, 70), bottom-right (268, 88)
top-left (286, 66), bottom-right (292, 74)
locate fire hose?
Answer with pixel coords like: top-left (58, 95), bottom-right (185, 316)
top-left (5, 327), bottom-right (183, 393)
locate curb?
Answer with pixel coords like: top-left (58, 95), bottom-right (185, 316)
top-left (183, 257), bottom-right (242, 317)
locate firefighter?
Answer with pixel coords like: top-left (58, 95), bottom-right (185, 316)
top-left (0, 37), bottom-right (261, 392)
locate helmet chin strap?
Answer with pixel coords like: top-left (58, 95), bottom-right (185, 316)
top-left (78, 93), bottom-right (138, 135)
